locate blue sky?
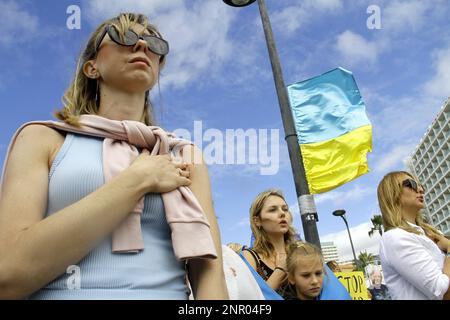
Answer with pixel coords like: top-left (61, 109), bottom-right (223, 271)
top-left (1, 0), bottom-right (449, 262)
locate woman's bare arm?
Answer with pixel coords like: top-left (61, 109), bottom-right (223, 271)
top-left (0, 125), bottom-right (189, 299)
top-left (183, 145), bottom-right (229, 300)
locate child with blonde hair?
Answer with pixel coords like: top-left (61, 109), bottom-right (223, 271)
top-left (282, 241), bottom-right (325, 300)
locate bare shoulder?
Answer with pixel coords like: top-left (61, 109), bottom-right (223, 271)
top-left (0, 124), bottom-right (66, 239)
top-left (242, 249), bottom-right (257, 268)
top-left (17, 124), bottom-right (64, 142)
top-left (11, 124), bottom-right (65, 167)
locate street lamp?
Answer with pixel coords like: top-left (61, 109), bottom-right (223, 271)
top-left (222, 0), bottom-right (321, 250)
top-left (223, 0), bottom-right (256, 7)
top-left (333, 209), bottom-right (359, 269)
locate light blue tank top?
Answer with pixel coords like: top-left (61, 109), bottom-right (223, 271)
top-left (28, 133), bottom-right (189, 300)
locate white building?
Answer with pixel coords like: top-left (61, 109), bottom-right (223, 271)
top-left (409, 98), bottom-right (450, 236)
top-left (321, 241), bottom-right (339, 263)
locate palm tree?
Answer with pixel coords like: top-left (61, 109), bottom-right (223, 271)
top-left (357, 250), bottom-right (374, 272)
top-left (368, 214), bottom-right (384, 237)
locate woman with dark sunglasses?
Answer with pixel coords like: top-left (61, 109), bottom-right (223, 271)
top-left (377, 171), bottom-right (450, 300)
top-left (0, 13), bottom-right (228, 300)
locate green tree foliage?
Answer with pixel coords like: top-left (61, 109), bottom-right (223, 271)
top-left (368, 214), bottom-right (384, 237)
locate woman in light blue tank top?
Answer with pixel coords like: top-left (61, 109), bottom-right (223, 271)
top-left (0, 13), bottom-right (227, 300)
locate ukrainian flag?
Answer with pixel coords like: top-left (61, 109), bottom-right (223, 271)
top-left (287, 67), bottom-right (372, 194)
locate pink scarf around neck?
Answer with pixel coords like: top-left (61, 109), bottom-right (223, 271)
top-left (1, 115), bottom-right (217, 260)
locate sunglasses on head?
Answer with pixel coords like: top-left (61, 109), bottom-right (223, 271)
top-left (402, 178), bottom-right (424, 193)
top-left (96, 25), bottom-right (169, 57)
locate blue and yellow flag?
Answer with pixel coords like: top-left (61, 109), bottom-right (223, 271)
top-left (287, 67), bottom-right (372, 194)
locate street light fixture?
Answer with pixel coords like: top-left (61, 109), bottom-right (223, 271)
top-left (223, 0), bottom-right (256, 7)
top-left (333, 209), bottom-right (359, 270)
top-left (222, 0), bottom-right (321, 250)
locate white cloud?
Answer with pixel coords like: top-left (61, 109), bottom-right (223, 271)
top-left (383, 0), bottom-right (430, 33)
top-left (332, 1), bottom-right (449, 69)
top-left (0, 1), bottom-right (39, 46)
top-left (314, 184), bottom-right (374, 206)
top-left (424, 46), bottom-right (450, 98)
top-left (284, 185), bottom-right (375, 241)
top-left (321, 222), bottom-right (381, 262)
top-left (365, 44), bottom-right (448, 174)
top-left (271, 0), bottom-right (343, 36)
top-left (335, 30), bottom-right (380, 65)
top-left (370, 93), bottom-right (443, 146)
top-left (309, 0), bottom-right (343, 10)
top-left (0, 1), bottom-right (55, 91)
top-left (271, 6), bottom-right (309, 35)
top-left (373, 144), bottom-right (416, 173)
top-left (83, 0), bottom-right (236, 88)
top-left (83, 0), bottom-right (181, 20)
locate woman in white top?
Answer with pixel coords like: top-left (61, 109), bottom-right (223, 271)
top-left (378, 171), bottom-right (450, 300)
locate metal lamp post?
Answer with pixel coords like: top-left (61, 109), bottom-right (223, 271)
top-left (333, 209), bottom-right (359, 269)
top-left (222, 0), bottom-right (321, 250)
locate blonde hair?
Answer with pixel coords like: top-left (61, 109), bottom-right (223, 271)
top-left (286, 241), bottom-right (324, 278)
top-left (326, 260), bottom-right (341, 272)
top-left (282, 241), bottom-right (325, 299)
top-left (227, 243), bottom-right (243, 253)
top-left (377, 171), bottom-right (440, 238)
top-left (55, 13), bottom-right (166, 126)
top-left (249, 189), bottom-right (298, 259)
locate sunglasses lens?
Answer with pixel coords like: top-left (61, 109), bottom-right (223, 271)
top-left (144, 36), bottom-right (169, 55)
top-left (107, 27), bottom-right (137, 46)
top-left (410, 180), bottom-right (418, 192)
top-left (105, 25), bottom-right (168, 57)
top-left (402, 179), bottom-right (423, 193)
top-left (123, 30), bottom-right (139, 46)
top-left (107, 27), bottom-right (121, 44)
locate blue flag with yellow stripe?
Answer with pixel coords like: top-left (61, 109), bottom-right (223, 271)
top-left (287, 67), bottom-right (372, 194)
